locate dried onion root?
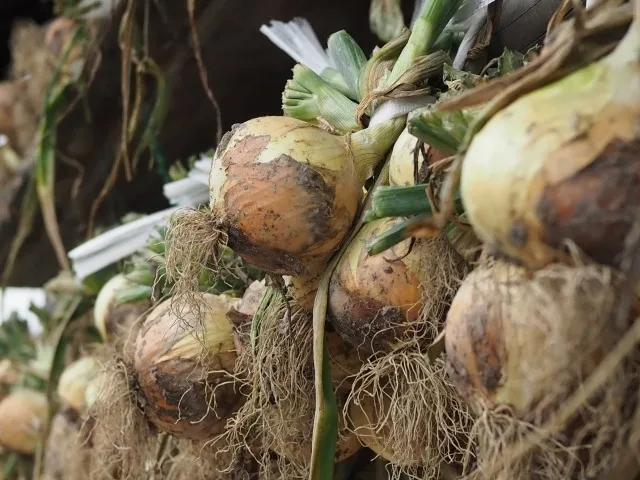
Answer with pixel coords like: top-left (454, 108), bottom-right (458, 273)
top-left (222, 286), bottom-right (363, 478)
top-left (445, 260), bottom-right (640, 479)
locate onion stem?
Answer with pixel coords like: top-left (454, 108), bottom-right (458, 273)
top-left (327, 30), bottom-right (367, 101)
top-left (386, 0), bottom-right (465, 87)
top-left (407, 108), bottom-right (473, 155)
top-left (350, 116), bottom-right (406, 183)
top-left (283, 64), bottom-right (360, 132)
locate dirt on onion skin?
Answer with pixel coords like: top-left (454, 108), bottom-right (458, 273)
top-left (218, 130), bottom-right (359, 277)
top-left (535, 137), bottom-right (640, 267)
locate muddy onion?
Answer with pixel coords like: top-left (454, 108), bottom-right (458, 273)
top-left (0, 389), bottom-right (48, 454)
top-left (57, 357), bottom-right (101, 412)
top-left (133, 293), bottom-right (242, 440)
top-left (329, 217), bottom-right (463, 352)
top-left (93, 274), bottom-right (150, 343)
top-left (460, 29), bottom-right (640, 270)
top-left (444, 261), bottom-right (628, 417)
top-left (207, 116), bottom-right (401, 277)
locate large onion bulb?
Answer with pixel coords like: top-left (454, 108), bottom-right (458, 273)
top-left (0, 390), bottom-right (48, 454)
top-left (133, 293), bottom-right (242, 440)
top-left (460, 24), bottom-right (640, 269)
top-left (206, 116), bottom-right (402, 277)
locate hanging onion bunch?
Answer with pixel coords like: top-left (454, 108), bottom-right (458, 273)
top-left (329, 216), bottom-right (471, 476)
top-left (445, 260), bottom-right (640, 479)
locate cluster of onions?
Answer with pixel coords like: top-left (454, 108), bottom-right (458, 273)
top-left (459, 2), bottom-right (640, 271)
top-left (444, 260), bottom-right (637, 477)
top-left (0, 389), bottom-right (48, 454)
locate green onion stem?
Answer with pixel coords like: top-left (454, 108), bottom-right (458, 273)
top-left (283, 64), bottom-right (360, 133)
top-left (407, 108), bottom-right (472, 154)
top-left (386, 0), bottom-right (465, 87)
top-left (327, 30), bottom-right (368, 101)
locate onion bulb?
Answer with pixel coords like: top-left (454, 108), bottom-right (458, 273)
top-left (460, 18), bottom-right (640, 269)
top-left (0, 389), bottom-right (48, 454)
top-left (133, 293), bottom-right (242, 440)
top-left (57, 357), bottom-right (101, 412)
top-left (169, 115), bottom-right (402, 287)
top-left (388, 126), bottom-right (449, 187)
top-left (84, 370), bottom-right (109, 411)
top-left (329, 217), bottom-right (464, 352)
top-left (93, 274), bottom-right (150, 343)
top-left (445, 261), bottom-right (629, 417)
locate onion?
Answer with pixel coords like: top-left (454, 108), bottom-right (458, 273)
top-left (388, 126), bottom-right (449, 187)
top-left (349, 393), bottom-right (402, 463)
top-left (445, 261), bottom-right (629, 417)
top-left (0, 389), bottom-right (48, 454)
top-left (460, 14), bottom-right (640, 270)
top-left (84, 370), bottom-right (109, 411)
top-left (57, 357), bottom-right (100, 412)
top-left (166, 115), bottom-right (403, 297)
top-left (93, 274), bottom-right (150, 343)
top-left (328, 217), bottom-right (464, 352)
top-left (133, 293), bottom-right (242, 440)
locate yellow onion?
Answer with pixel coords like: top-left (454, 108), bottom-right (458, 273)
top-left (84, 370), bottom-right (109, 411)
top-left (388, 126), bottom-right (449, 187)
top-left (133, 293), bottom-right (242, 440)
top-left (328, 217), bottom-right (463, 352)
top-left (444, 261), bottom-right (629, 417)
top-left (93, 274), bottom-right (150, 342)
top-left (460, 17), bottom-right (640, 270)
top-left (205, 115), bottom-right (402, 277)
top-left (0, 389), bottom-right (48, 454)
top-left (57, 357), bottom-right (101, 412)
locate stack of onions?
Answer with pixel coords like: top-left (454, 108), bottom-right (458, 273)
top-left (445, 261), bottom-right (636, 477)
top-left (0, 389), bottom-right (48, 454)
top-left (459, 1), bottom-right (640, 271)
top-left (133, 293), bottom-right (243, 440)
top-left (93, 273), bottom-right (151, 346)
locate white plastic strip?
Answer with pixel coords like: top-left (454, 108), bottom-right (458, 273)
top-left (260, 18), bottom-right (333, 75)
top-left (68, 207), bottom-right (178, 279)
top-left (369, 94), bottom-right (436, 127)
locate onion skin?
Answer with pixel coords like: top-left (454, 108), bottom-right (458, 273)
top-left (209, 116), bottom-right (362, 277)
top-left (461, 50), bottom-right (640, 269)
top-left (93, 274), bottom-right (150, 343)
top-left (328, 218), bottom-right (424, 352)
top-left (134, 293), bottom-right (241, 440)
top-left (57, 357), bottom-right (100, 412)
top-left (0, 390), bottom-right (48, 454)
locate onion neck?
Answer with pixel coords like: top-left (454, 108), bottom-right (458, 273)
top-left (607, 6), bottom-right (640, 68)
top-left (349, 117), bottom-right (405, 183)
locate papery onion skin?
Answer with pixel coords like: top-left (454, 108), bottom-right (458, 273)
top-left (57, 357), bottom-right (101, 412)
top-left (208, 116), bottom-right (362, 277)
top-left (133, 293), bottom-right (241, 440)
top-left (0, 389), bottom-right (48, 454)
top-left (328, 217), bottom-right (424, 353)
top-left (460, 51), bottom-right (640, 269)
